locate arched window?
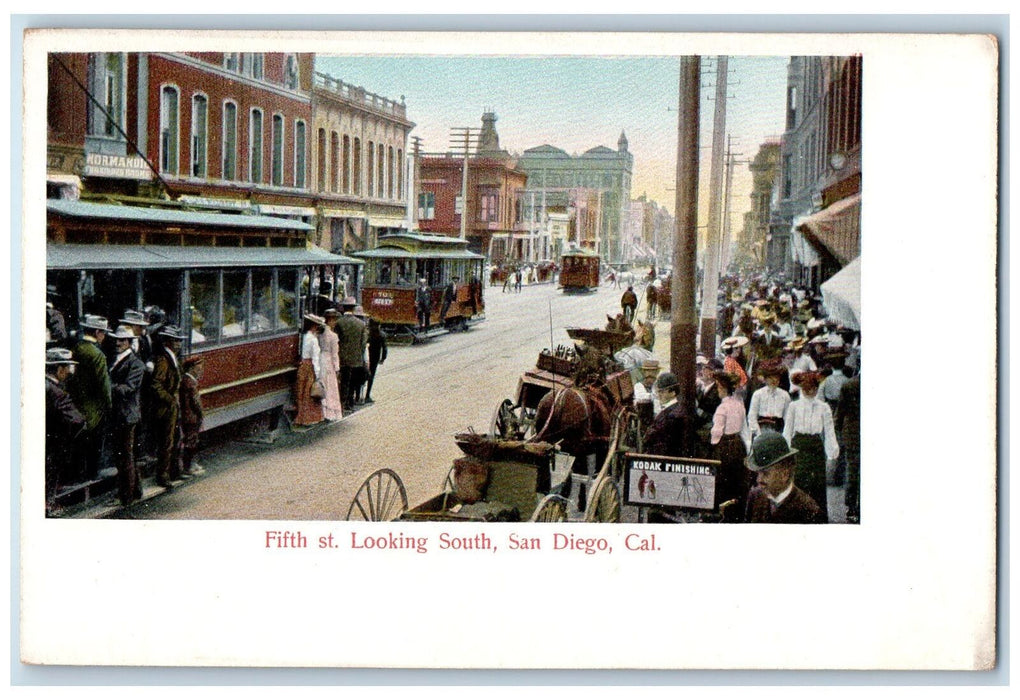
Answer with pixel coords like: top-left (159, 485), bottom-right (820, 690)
top-left (353, 138), bottom-right (362, 195)
top-left (317, 128), bottom-right (327, 191)
top-left (191, 94), bottom-right (208, 178)
top-left (159, 85), bottom-right (180, 175)
top-left (330, 132), bottom-right (340, 192)
top-left (271, 113), bottom-right (285, 186)
top-left (397, 148), bottom-right (404, 200)
top-left (222, 100), bottom-right (237, 180)
top-left (387, 146), bottom-right (394, 199)
top-left (377, 143), bottom-right (385, 199)
top-left (249, 107), bottom-right (264, 183)
top-left (367, 140), bottom-right (375, 197)
top-left (285, 54), bottom-right (300, 89)
top-left (294, 120), bottom-right (307, 189)
top-left (342, 135), bottom-right (351, 194)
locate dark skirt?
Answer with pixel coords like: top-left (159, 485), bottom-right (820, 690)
top-left (294, 359), bottom-right (323, 426)
top-left (791, 432), bottom-right (829, 523)
top-left (714, 433), bottom-right (749, 521)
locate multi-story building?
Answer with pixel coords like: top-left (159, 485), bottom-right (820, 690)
top-left (516, 132), bottom-right (633, 262)
top-left (622, 194), bottom-right (671, 266)
top-left (737, 140), bottom-right (780, 270)
top-left (416, 113), bottom-right (529, 261)
top-left (770, 55), bottom-right (862, 287)
top-left (310, 71), bottom-right (415, 256)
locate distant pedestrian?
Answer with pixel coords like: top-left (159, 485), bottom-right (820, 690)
top-left (515, 268), bottom-right (523, 293)
top-left (45, 348), bottom-right (85, 513)
top-left (440, 277), bottom-right (459, 324)
top-left (351, 305), bottom-right (370, 403)
top-left (363, 317), bottom-right (388, 404)
top-left (179, 356), bottom-right (206, 478)
top-left (621, 285), bottom-right (638, 324)
top-left (108, 325), bottom-right (146, 505)
top-left (646, 283), bottom-right (658, 320)
top-left (415, 278), bottom-right (432, 329)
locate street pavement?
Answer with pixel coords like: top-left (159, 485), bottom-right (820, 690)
top-left (83, 276), bottom-right (847, 523)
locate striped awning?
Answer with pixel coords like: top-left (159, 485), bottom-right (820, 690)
top-left (794, 193), bottom-right (861, 266)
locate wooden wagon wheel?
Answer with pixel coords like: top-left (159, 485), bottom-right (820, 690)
top-left (346, 468), bottom-right (409, 521)
top-left (490, 398), bottom-right (521, 439)
top-left (530, 494), bottom-right (569, 522)
top-left (584, 473), bottom-right (622, 523)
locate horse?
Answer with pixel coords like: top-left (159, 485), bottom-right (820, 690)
top-left (634, 319), bottom-right (655, 351)
top-left (605, 313), bottom-right (635, 343)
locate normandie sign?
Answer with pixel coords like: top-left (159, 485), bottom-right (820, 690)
top-left (83, 152), bottom-right (151, 180)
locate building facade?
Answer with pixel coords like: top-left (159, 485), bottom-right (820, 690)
top-left (770, 55), bottom-right (862, 287)
top-left (516, 132), bottom-right (633, 262)
top-left (737, 140), bottom-right (780, 271)
top-left (310, 71), bottom-right (415, 256)
top-left (416, 113), bottom-right (529, 261)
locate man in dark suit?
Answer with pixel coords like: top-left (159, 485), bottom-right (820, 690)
top-left (414, 279), bottom-right (431, 331)
top-left (641, 372), bottom-right (694, 458)
top-left (744, 431), bottom-right (824, 524)
top-left (45, 348), bottom-right (85, 513)
top-left (336, 298), bottom-right (367, 409)
top-left (108, 325), bottom-right (146, 505)
top-left (67, 314), bottom-right (112, 481)
top-left (151, 325), bottom-right (185, 488)
top-left (439, 277), bottom-right (459, 324)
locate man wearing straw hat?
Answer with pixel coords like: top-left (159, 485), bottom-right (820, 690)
top-left (45, 347), bottom-right (85, 513)
top-left (108, 325), bottom-right (146, 505)
top-left (68, 314), bottom-right (112, 481)
top-left (151, 325), bottom-right (185, 488)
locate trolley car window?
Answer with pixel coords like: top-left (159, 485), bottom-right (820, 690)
top-left (251, 269), bottom-right (275, 333)
top-left (189, 271), bottom-right (219, 345)
top-left (277, 269), bottom-right (298, 329)
top-left (222, 270), bottom-right (249, 338)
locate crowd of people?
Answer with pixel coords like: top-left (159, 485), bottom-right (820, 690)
top-left (44, 305), bottom-right (204, 514)
top-left (632, 273), bottom-right (861, 524)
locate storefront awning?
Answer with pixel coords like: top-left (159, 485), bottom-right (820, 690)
top-left (48, 199), bottom-right (314, 232)
top-left (47, 243), bottom-right (363, 270)
top-left (821, 257), bottom-right (861, 330)
top-left (794, 193), bottom-right (861, 266)
top-left (354, 248), bottom-right (485, 261)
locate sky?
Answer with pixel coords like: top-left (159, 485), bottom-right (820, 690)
top-left (316, 54), bottom-right (789, 231)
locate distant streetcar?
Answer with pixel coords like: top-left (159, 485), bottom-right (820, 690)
top-left (558, 249), bottom-right (601, 293)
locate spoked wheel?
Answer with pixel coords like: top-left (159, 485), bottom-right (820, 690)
top-left (491, 398), bottom-right (524, 439)
top-left (346, 468), bottom-right (409, 521)
top-left (530, 494), bottom-right (569, 522)
top-left (584, 473), bottom-right (622, 523)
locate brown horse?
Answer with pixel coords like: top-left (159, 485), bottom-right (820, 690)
top-left (635, 319), bottom-right (655, 351)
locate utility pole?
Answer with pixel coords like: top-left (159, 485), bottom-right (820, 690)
top-left (699, 55), bottom-right (728, 358)
top-left (409, 136), bottom-right (422, 229)
top-left (449, 127), bottom-right (480, 240)
top-left (672, 55), bottom-right (701, 417)
top-left (720, 134), bottom-right (736, 273)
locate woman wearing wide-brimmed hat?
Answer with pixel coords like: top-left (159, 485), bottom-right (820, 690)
top-left (710, 370), bottom-right (752, 522)
top-left (782, 370), bottom-right (839, 522)
top-left (294, 314), bottom-right (326, 426)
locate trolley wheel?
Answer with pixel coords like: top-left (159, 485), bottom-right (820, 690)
top-left (584, 474), bottom-right (621, 523)
top-left (346, 468), bottom-right (409, 521)
top-left (529, 494), bottom-right (569, 522)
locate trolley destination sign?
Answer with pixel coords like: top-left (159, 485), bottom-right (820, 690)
top-left (623, 454), bottom-right (720, 511)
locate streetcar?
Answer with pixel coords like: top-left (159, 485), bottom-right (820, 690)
top-left (46, 198), bottom-right (363, 433)
top-left (357, 231), bottom-right (486, 342)
top-left (558, 249), bottom-right (601, 293)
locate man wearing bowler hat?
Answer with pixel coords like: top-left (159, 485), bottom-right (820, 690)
top-left (151, 325), bottom-right (185, 488)
top-left (641, 372), bottom-right (694, 458)
top-left (45, 347), bottom-right (85, 513)
top-left (108, 325), bottom-right (146, 505)
top-left (67, 314), bottom-right (113, 481)
top-left (744, 431), bottom-right (824, 524)
top-left (336, 297), bottom-right (367, 409)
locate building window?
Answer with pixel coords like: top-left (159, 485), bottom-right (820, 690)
top-left (249, 108), bottom-right (264, 183)
top-left (353, 138), bottom-right (362, 195)
top-left (222, 101), bottom-right (237, 180)
top-left (317, 128), bottom-right (327, 191)
top-left (159, 85), bottom-right (180, 175)
top-left (397, 148), bottom-right (404, 200)
top-left (294, 120), bottom-right (307, 189)
top-left (387, 146), bottom-right (395, 199)
top-left (242, 53), bottom-right (264, 80)
top-left (224, 53), bottom-right (240, 72)
top-left (342, 135), bottom-right (351, 194)
top-left (88, 53), bottom-right (126, 138)
top-left (478, 188), bottom-right (499, 222)
top-left (222, 271), bottom-right (250, 338)
top-left (367, 141), bottom-right (375, 197)
top-left (377, 144), bottom-right (385, 199)
top-left (189, 270), bottom-right (220, 346)
top-left (191, 94), bottom-right (208, 178)
top-left (786, 85), bottom-right (798, 130)
top-left (285, 54), bottom-right (300, 89)
top-left (330, 132), bottom-right (340, 192)
top-left (418, 192), bottom-right (435, 220)
top-left (271, 113), bottom-right (284, 186)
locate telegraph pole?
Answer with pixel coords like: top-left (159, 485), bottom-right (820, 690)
top-left (409, 136), bottom-right (423, 229)
top-left (672, 55), bottom-right (701, 415)
top-left (699, 55), bottom-right (728, 358)
top-left (720, 135), bottom-right (736, 273)
top-left (449, 127), bottom-right (480, 240)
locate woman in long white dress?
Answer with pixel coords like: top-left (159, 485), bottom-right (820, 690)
top-left (294, 314), bottom-right (325, 426)
top-left (319, 310), bottom-right (344, 422)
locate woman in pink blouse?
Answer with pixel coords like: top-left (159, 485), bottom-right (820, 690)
top-left (710, 371), bottom-right (753, 522)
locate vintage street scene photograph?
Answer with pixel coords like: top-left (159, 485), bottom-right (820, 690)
top-left (20, 28), bottom-right (998, 672)
top-left (41, 50), bottom-right (862, 525)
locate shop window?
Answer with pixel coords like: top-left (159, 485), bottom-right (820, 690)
top-left (277, 269), bottom-right (298, 328)
top-left (222, 271), bottom-right (249, 339)
top-left (251, 269), bottom-right (275, 333)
